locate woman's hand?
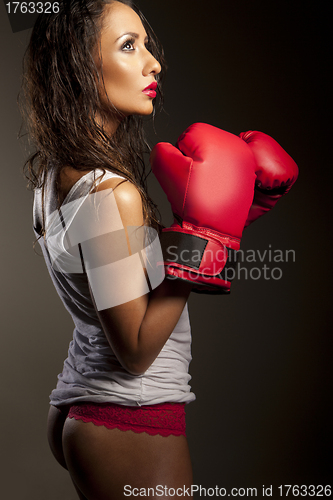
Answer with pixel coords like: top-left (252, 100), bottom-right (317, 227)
top-left (150, 123), bottom-right (298, 294)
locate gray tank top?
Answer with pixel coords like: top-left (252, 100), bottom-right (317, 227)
top-left (33, 168), bottom-right (195, 407)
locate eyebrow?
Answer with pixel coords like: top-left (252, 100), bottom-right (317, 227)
top-left (115, 32), bottom-right (149, 42)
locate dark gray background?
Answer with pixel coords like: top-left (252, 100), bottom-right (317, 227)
top-left (1, 0), bottom-right (331, 498)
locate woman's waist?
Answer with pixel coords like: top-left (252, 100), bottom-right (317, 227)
top-left (70, 326), bottom-right (193, 372)
top-left (64, 345), bottom-right (192, 388)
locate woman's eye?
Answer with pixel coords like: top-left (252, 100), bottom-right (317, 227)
top-left (122, 40), bottom-right (135, 51)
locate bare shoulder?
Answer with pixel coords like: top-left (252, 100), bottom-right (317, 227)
top-left (95, 177), bottom-right (144, 226)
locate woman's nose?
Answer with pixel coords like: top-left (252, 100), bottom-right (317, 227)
top-left (144, 51), bottom-right (161, 76)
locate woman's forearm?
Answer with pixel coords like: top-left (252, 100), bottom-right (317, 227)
top-left (92, 180), bottom-right (193, 375)
top-left (96, 278), bottom-right (192, 376)
top-left (134, 278), bottom-right (192, 374)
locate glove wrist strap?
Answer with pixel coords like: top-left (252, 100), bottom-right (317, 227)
top-left (160, 226), bottom-right (239, 280)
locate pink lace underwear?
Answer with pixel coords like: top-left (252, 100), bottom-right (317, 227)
top-left (67, 402), bottom-right (186, 437)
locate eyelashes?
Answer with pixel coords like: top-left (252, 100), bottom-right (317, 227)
top-left (121, 37), bottom-right (136, 51)
top-left (121, 37), bottom-right (152, 53)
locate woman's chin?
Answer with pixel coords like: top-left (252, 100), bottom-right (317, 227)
top-left (139, 102), bottom-right (155, 116)
top-left (116, 103), bottom-right (155, 120)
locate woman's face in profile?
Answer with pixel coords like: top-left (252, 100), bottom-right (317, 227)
top-left (96, 1), bottom-right (161, 122)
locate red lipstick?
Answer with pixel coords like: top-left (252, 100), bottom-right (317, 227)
top-left (142, 81), bottom-right (157, 98)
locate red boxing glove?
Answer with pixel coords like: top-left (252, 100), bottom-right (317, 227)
top-left (239, 131), bottom-right (299, 227)
top-left (150, 123), bottom-right (257, 293)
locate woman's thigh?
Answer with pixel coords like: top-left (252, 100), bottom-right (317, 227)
top-left (62, 417), bottom-right (193, 500)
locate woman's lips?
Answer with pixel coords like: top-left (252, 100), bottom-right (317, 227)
top-left (142, 81), bottom-right (157, 98)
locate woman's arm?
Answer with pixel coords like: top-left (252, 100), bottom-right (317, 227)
top-left (89, 178), bottom-right (192, 376)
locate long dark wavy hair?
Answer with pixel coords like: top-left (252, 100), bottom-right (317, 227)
top-left (21, 0), bottom-right (166, 235)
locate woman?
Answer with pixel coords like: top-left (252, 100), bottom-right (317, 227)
top-left (22, 1), bottom-right (195, 498)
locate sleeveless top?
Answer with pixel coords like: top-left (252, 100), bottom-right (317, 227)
top-left (33, 168), bottom-right (196, 407)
